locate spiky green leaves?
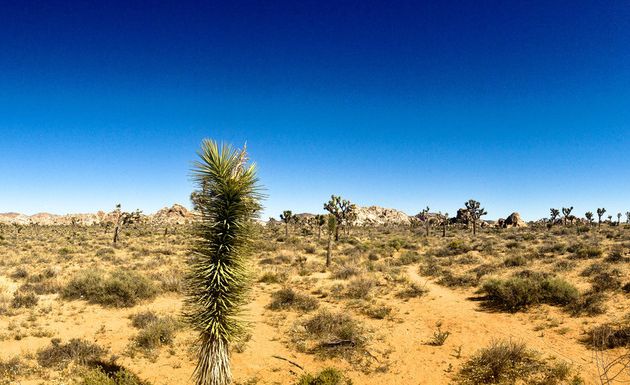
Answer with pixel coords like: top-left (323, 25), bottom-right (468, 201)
top-left (185, 139), bottom-right (262, 385)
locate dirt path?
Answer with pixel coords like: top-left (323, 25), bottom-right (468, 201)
top-left (384, 264), bottom-right (604, 384)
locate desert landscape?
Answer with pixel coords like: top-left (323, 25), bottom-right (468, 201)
top-left (1, 201), bottom-right (628, 385)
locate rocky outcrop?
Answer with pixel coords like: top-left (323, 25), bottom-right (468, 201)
top-left (352, 206), bottom-right (411, 226)
top-left (0, 204), bottom-right (192, 226)
top-left (502, 212), bottom-right (527, 228)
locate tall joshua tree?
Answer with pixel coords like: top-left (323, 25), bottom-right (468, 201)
top-left (418, 206), bottom-right (431, 237)
top-left (585, 212), bottom-right (594, 226)
top-left (438, 212), bottom-right (449, 237)
top-left (550, 208), bottom-right (560, 226)
top-left (324, 195), bottom-right (356, 241)
top-left (326, 215), bottom-right (337, 268)
top-left (185, 139), bottom-right (262, 385)
top-left (280, 210), bottom-right (293, 237)
top-left (626, 211), bottom-right (630, 224)
top-left (616, 213), bottom-right (621, 226)
top-left (465, 199), bottom-right (487, 236)
top-left (314, 214), bottom-right (326, 241)
top-left (597, 208), bottom-right (606, 228)
top-left (561, 207), bottom-right (573, 226)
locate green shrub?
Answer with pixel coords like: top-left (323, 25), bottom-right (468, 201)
top-left (62, 269), bottom-right (157, 307)
top-left (480, 276), bottom-right (579, 312)
top-left (569, 244), bottom-right (602, 259)
top-left (344, 277), bottom-right (375, 299)
top-left (296, 367), bottom-right (352, 385)
top-left (503, 255), bottom-right (528, 267)
top-left (268, 288), bottom-right (319, 312)
top-left (78, 365), bottom-right (149, 385)
top-left (37, 338), bottom-right (106, 368)
top-left (130, 311), bottom-right (159, 329)
top-left (296, 309), bottom-right (366, 357)
top-left (456, 340), bottom-right (578, 385)
top-left (396, 282), bottom-right (429, 298)
top-left (398, 251), bottom-right (421, 265)
top-left (0, 357), bottom-right (25, 380)
top-left (132, 316), bottom-right (178, 350)
top-left (331, 266), bottom-right (360, 280)
top-left (566, 291), bottom-right (606, 316)
top-left (11, 290), bottom-right (38, 308)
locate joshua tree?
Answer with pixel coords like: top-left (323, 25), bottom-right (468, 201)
top-left (112, 204), bottom-right (142, 244)
top-left (465, 199), bottom-right (487, 236)
top-left (314, 214), bottom-right (326, 241)
top-left (323, 195), bottom-right (356, 241)
top-left (280, 210), bottom-right (293, 237)
top-left (585, 212), bottom-right (594, 226)
top-left (184, 139), bottom-right (262, 385)
top-left (561, 207), bottom-right (573, 226)
top-left (326, 215), bottom-right (337, 268)
top-left (417, 206), bottom-right (431, 236)
top-left (626, 211), bottom-right (630, 224)
top-left (438, 212), bottom-right (449, 237)
top-left (549, 208), bottom-right (560, 226)
top-left (597, 208), bottom-right (606, 228)
top-left (617, 213), bottom-right (621, 226)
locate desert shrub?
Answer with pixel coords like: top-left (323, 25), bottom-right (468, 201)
top-left (130, 311), bottom-right (159, 329)
top-left (95, 247), bottom-right (116, 259)
top-left (579, 263), bottom-right (607, 277)
top-left (260, 254), bottom-right (292, 265)
top-left (296, 309), bottom-right (366, 356)
top-left (585, 323), bottom-right (630, 349)
top-left (132, 316), bottom-right (178, 350)
top-left (362, 303), bottom-right (392, 319)
top-left (11, 267), bottom-right (28, 279)
top-left (604, 247), bottom-right (628, 263)
top-left (156, 271), bottom-right (183, 293)
top-left (37, 338), bottom-right (106, 368)
top-left (19, 278), bottom-right (61, 295)
top-left (331, 266), bottom-right (360, 280)
top-left (433, 239), bottom-right (472, 257)
top-left (566, 291), bottom-right (606, 316)
top-left (0, 357), bottom-right (26, 380)
top-left (552, 260), bottom-right (576, 272)
top-left (538, 242), bottom-right (567, 255)
top-left (398, 251), bottom-right (421, 265)
top-left (456, 253), bottom-right (480, 265)
top-left (62, 269), bottom-right (157, 307)
top-left (344, 277), bottom-right (375, 299)
top-left (77, 365), bottom-right (149, 385)
top-left (503, 255), bottom-right (528, 267)
top-left (623, 282), bottom-right (630, 293)
top-left (470, 264), bottom-right (497, 280)
top-left (11, 290), bottom-right (38, 308)
top-left (590, 271), bottom-right (622, 292)
top-left (456, 340), bottom-right (578, 385)
top-left (268, 288), bottom-right (319, 312)
top-left (480, 276), bottom-right (578, 312)
top-left (258, 270), bottom-right (287, 284)
top-left (569, 244), bottom-right (602, 259)
top-left (419, 257), bottom-right (444, 277)
top-left (396, 282), bottom-right (429, 298)
top-left (296, 367), bottom-right (352, 385)
top-left (438, 272), bottom-right (477, 288)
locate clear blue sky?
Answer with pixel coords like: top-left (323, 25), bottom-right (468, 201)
top-left (1, 1), bottom-right (628, 220)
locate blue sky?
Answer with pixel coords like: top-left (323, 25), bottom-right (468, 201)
top-left (0, 1), bottom-right (628, 220)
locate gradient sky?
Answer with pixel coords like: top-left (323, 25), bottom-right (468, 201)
top-left (1, 1), bottom-right (628, 220)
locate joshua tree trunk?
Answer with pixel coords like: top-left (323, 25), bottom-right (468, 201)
top-left (326, 233), bottom-right (332, 268)
top-left (442, 223), bottom-right (446, 237)
top-left (472, 220), bottom-right (477, 236)
top-left (113, 224), bottom-right (120, 244)
top-left (285, 223), bottom-right (289, 237)
top-left (335, 225), bottom-right (339, 241)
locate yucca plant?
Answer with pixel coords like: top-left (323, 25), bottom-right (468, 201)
top-left (184, 139), bottom-right (262, 385)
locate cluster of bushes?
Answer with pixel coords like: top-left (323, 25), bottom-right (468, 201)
top-left (479, 273), bottom-right (579, 312)
top-left (37, 338), bottom-right (106, 368)
top-left (268, 288), bottom-right (319, 312)
top-left (585, 322), bottom-right (630, 349)
top-left (130, 311), bottom-right (179, 350)
top-left (294, 309), bottom-right (367, 358)
top-left (62, 269), bottom-right (157, 307)
top-left (456, 340), bottom-right (581, 385)
top-left (296, 367), bottom-right (352, 385)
